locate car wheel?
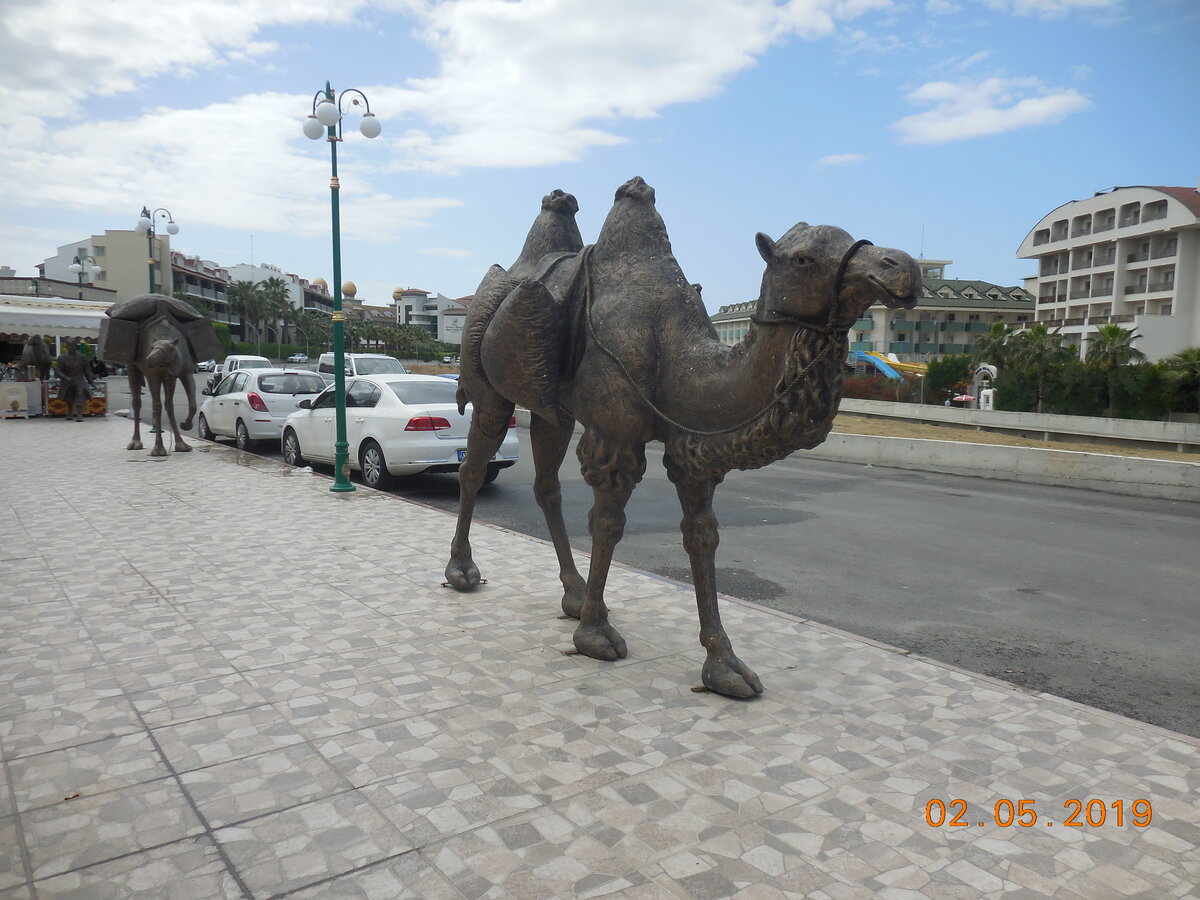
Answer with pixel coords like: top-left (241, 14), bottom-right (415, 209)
top-left (282, 430), bottom-right (304, 467)
top-left (360, 440), bottom-right (395, 489)
top-left (197, 414), bottom-right (214, 442)
top-left (235, 420), bottom-right (255, 451)
top-left (483, 462), bottom-right (501, 485)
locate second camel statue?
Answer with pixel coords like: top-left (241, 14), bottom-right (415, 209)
top-left (445, 177), bottom-right (920, 698)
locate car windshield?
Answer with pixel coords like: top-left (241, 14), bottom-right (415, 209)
top-left (239, 360), bottom-right (272, 368)
top-left (355, 357), bottom-right (406, 375)
top-left (257, 374), bottom-right (326, 394)
top-left (386, 380), bottom-right (459, 404)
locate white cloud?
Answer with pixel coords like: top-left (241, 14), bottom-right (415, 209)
top-left (926, 0), bottom-right (962, 12)
top-left (893, 77), bottom-right (1089, 143)
top-left (816, 153), bottom-right (868, 166)
top-left (952, 50), bottom-right (991, 70)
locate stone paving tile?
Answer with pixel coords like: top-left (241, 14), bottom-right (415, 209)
top-left (21, 778), bottom-right (205, 880)
top-left (3, 419), bottom-right (1199, 898)
top-left (180, 743), bottom-right (352, 828)
top-left (0, 816), bottom-right (26, 892)
top-left (0, 695), bottom-right (143, 759)
top-left (151, 705), bottom-right (306, 774)
top-left (212, 791), bottom-right (411, 898)
top-left (7, 732), bottom-right (167, 814)
top-left (30, 837), bottom-right (243, 899)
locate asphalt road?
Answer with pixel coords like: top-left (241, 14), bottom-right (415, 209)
top-left (109, 374), bottom-right (1200, 738)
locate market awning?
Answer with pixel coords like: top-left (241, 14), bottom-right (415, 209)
top-left (0, 295), bottom-right (111, 340)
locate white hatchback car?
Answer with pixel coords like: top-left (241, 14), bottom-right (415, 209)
top-left (198, 368), bottom-right (328, 450)
top-left (280, 374), bottom-right (519, 489)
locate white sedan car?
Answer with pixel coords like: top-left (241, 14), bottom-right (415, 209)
top-left (198, 369), bottom-right (328, 450)
top-left (280, 374), bottom-right (520, 489)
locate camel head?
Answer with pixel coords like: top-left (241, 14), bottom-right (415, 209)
top-left (144, 338), bottom-right (182, 373)
top-left (542, 188), bottom-right (579, 216)
top-left (754, 224), bottom-right (919, 330)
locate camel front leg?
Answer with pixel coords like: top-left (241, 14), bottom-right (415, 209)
top-left (666, 455), bottom-right (762, 698)
top-left (146, 374), bottom-right (168, 457)
top-left (163, 377), bottom-right (191, 453)
top-left (573, 431), bottom-right (645, 661)
top-left (530, 414), bottom-right (587, 618)
top-left (445, 392), bottom-right (515, 590)
top-left (127, 368), bottom-right (144, 450)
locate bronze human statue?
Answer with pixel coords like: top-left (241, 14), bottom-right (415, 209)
top-left (20, 335), bottom-right (52, 381)
top-left (54, 341), bottom-right (94, 421)
top-left (445, 178), bottom-right (920, 698)
top-left (98, 294), bottom-right (220, 457)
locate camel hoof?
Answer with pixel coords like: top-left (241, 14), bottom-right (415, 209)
top-left (149, 446), bottom-right (168, 458)
top-left (127, 441), bottom-right (143, 451)
top-left (573, 621), bottom-right (628, 661)
top-left (560, 574), bottom-right (586, 619)
top-left (174, 441), bottom-right (192, 453)
top-left (702, 655), bottom-right (763, 699)
top-left (180, 418), bottom-right (194, 430)
top-left (444, 559), bottom-right (481, 591)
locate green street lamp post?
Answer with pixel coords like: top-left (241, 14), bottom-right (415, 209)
top-left (66, 253), bottom-right (102, 300)
top-left (303, 82), bottom-right (381, 493)
top-left (134, 207), bottom-right (179, 294)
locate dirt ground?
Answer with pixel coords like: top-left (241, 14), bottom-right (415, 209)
top-left (833, 412), bottom-right (1198, 464)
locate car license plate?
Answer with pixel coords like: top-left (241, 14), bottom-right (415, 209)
top-left (457, 449), bottom-right (467, 461)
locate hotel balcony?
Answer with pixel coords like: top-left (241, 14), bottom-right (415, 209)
top-left (1063, 317), bottom-right (1086, 326)
top-left (1110, 314), bottom-right (1135, 323)
top-left (1151, 246), bottom-right (1177, 259)
top-left (1126, 251), bottom-right (1149, 264)
top-left (1124, 285), bottom-right (1146, 295)
top-left (888, 342), bottom-right (913, 354)
top-left (1147, 282), bottom-right (1174, 293)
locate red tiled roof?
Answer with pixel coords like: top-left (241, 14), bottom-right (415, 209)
top-left (1148, 186), bottom-right (1200, 217)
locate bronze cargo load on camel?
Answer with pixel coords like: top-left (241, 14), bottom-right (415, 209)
top-left (446, 177), bottom-right (920, 698)
top-left (98, 293), bottom-right (223, 457)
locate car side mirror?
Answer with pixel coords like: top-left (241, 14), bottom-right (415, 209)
top-left (297, 399), bottom-right (312, 409)
top-left (202, 388), bottom-right (211, 396)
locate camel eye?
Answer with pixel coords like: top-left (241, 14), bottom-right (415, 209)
top-left (791, 255), bottom-right (812, 268)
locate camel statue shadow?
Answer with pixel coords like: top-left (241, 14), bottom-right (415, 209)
top-left (447, 178), bottom-right (920, 698)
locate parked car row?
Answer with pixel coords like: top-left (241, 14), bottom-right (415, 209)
top-left (196, 369), bottom-right (518, 487)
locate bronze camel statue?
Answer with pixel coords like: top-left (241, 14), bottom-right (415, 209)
top-left (20, 335), bottom-right (52, 380)
top-left (446, 178), bottom-right (920, 697)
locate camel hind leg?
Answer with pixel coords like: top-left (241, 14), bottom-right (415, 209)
top-left (445, 390), bottom-right (515, 590)
top-left (529, 414), bottom-right (587, 617)
top-left (127, 368), bottom-right (144, 450)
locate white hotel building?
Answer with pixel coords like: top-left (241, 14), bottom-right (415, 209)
top-left (1017, 185), bottom-right (1200, 361)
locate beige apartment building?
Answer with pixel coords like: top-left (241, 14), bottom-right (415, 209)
top-left (42, 229), bottom-right (172, 302)
top-left (1016, 185), bottom-right (1200, 361)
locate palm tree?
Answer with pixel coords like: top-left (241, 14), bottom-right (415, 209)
top-left (226, 281), bottom-right (261, 346)
top-left (258, 276), bottom-right (291, 350)
top-left (971, 322), bottom-right (1014, 371)
top-left (1086, 324), bottom-right (1146, 417)
top-left (1010, 323), bottom-right (1071, 414)
top-left (1163, 347), bottom-right (1200, 415)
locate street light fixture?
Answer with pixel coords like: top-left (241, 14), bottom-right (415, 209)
top-left (135, 207), bottom-right (179, 294)
top-left (66, 252), bottom-right (102, 301)
top-left (303, 81), bottom-right (381, 493)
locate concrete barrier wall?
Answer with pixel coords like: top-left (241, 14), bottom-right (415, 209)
top-left (803, 433), bottom-right (1200, 502)
top-left (513, 408), bottom-right (1200, 502)
top-left (839, 398), bottom-right (1200, 448)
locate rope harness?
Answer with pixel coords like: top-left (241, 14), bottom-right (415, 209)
top-left (583, 238), bottom-right (873, 437)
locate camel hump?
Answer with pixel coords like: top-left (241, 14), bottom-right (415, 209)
top-left (107, 293), bottom-right (204, 323)
top-left (614, 176), bottom-right (655, 205)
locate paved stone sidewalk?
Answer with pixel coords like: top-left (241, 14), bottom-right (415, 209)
top-left (1, 417), bottom-right (1198, 899)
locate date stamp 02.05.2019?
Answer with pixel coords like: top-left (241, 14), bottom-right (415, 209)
top-left (925, 798), bottom-right (1153, 829)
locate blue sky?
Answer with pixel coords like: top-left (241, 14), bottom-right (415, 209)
top-left (1, 0), bottom-right (1197, 312)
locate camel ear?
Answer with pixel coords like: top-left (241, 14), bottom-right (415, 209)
top-left (171, 339), bottom-right (179, 346)
top-left (755, 233), bottom-right (778, 263)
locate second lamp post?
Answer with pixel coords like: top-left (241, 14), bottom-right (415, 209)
top-left (304, 81), bottom-right (381, 494)
top-left (134, 207), bottom-right (179, 294)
